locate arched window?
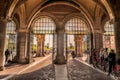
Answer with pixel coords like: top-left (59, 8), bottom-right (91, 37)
top-left (6, 21), bottom-right (16, 34)
top-left (32, 16), bottom-right (56, 34)
top-left (103, 21), bottom-right (115, 49)
top-left (65, 18), bottom-right (89, 34)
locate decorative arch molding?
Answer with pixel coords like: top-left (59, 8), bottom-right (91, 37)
top-left (101, 0), bottom-right (115, 20)
top-left (27, 1), bottom-right (80, 23)
top-left (27, 1), bottom-right (94, 33)
top-left (17, 3), bottom-right (26, 29)
top-left (6, 0), bottom-right (19, 19)
top-left (40, 2), bottom-right (80, 12)
top-left (94, 5), bottom-right (104, 20)
top-left (13, 14), bottom-right (20, 30)
top-left (6, 0), bottom-right (27, 19)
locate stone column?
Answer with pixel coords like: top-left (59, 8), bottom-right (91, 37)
top-left (75, 35), bottom-right (83, 57)
top-left (41, 35), bottom-right (45, 56)
top-left (36, 35), bottom-right (45, 57)
top-left (114, 20), bottom-right (120, 58)
top-left (17, 29), bottom-right (27, 63)
top-left (26, 31), bottom-right (33, 63)
top-left (94, 31), bottom-right (103, 50)
top-left (54, 30), bottom-right (66, 64)
top-left (0, 20), bottom-right (6, 70)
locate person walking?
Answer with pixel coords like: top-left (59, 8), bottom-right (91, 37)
top-left (108, 49), bottom-right (116, 75)
top-left (92, 49), bottom-right (98, 67)
top-left (102, 48), bottom-right (109, 71)
top-left (99, 48), bottom-right (104, 67)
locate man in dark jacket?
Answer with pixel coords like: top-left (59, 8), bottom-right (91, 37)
top-left (5, 49), bottom-right (10, 63)
top-left (108, 49), bottom-right (116, 75)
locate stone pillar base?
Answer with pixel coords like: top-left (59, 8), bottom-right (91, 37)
top-left (77, 53), bottom-right (83, 57)
top-left (26, 58), bottom-right (34, 64)
top-left (18, 59), bottom-right (27, 64)
top-left (36, 53), bottom-right (44, 57)
top-left (54, 55), bottom-right (66, 64)
top-left (0, 66), bottom-right (5, 71)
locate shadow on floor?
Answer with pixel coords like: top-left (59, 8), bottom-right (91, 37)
top-left (8, 64), bottom-right (55, 80)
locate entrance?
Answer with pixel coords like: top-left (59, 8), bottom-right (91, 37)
top-left (5, 20), bottom-right (17, 65)
top-left (65, 18), bottom-right (91, 62)
top-left (31, 16), bottom-right (57, 62)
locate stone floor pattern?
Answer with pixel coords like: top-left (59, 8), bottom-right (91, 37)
top-left (9, 64), bottom-right (54, 80)
top-left (68, 59), bottom-right (114, 80)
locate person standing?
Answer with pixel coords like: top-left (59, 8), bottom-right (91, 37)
top-left (108, 49), bottom-right (116, 75)
top-left (5, 49), bottom-right (10, 64)
top-left (71, 51), bottom-right (76, 58)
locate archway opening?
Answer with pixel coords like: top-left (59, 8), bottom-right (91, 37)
top-left (5, 20), bottom-right (17, 65)
top-left (65, 18), bottom-right (91, 62)
top-left (31, 16), bottom-right (56, 62)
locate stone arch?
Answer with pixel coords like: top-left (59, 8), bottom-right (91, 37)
top-left (17, 3), bottom-right (26, 29)
top-left (101, 0), bottom-right (115, 20)
top-left (6, 0), bottom-right (19, 18)
top-left (27, 1), bottom-right (94, 32)
top-left (64, 16), bottom-right (92, 57)
top-left (13, 13), bottom-right (20, 30)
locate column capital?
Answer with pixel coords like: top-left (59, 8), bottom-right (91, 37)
top-left (74, 35), bottom-right (83, 41)
top-left (94, 30), bottom-right (103, 34)
top-left (17, 28), bottom-right (27, 33)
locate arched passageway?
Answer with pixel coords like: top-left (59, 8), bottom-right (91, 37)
top-left (5, 20), bottom-right (17, 65)
top-left (65, 17), bottom-right (91, 62)
top-left (30, 16), bottom-right (56, 62)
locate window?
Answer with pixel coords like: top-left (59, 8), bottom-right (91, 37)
top-left (65, 18), bottom-right (89, 34)
top-left (103, 22), bottom-right (115, 49)
top-left (65, 18), bottom-right (90, 54)
top-left (32, 16), bottom-right (56, 34)
top-left (6, 21), bottom-right (16, 34)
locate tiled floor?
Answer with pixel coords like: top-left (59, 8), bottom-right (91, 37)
top-left (68, 58), bottom-right (115, 80)
top-left (0, 54), bottom-right (52, 80)
top-left (55, 64), bottom-right (68, 80)
top-left (0, 55), bottom-right (116, 80)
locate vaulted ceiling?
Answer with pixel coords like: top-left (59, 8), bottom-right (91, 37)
top-left (1, 0), bottom-right (120, 29)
